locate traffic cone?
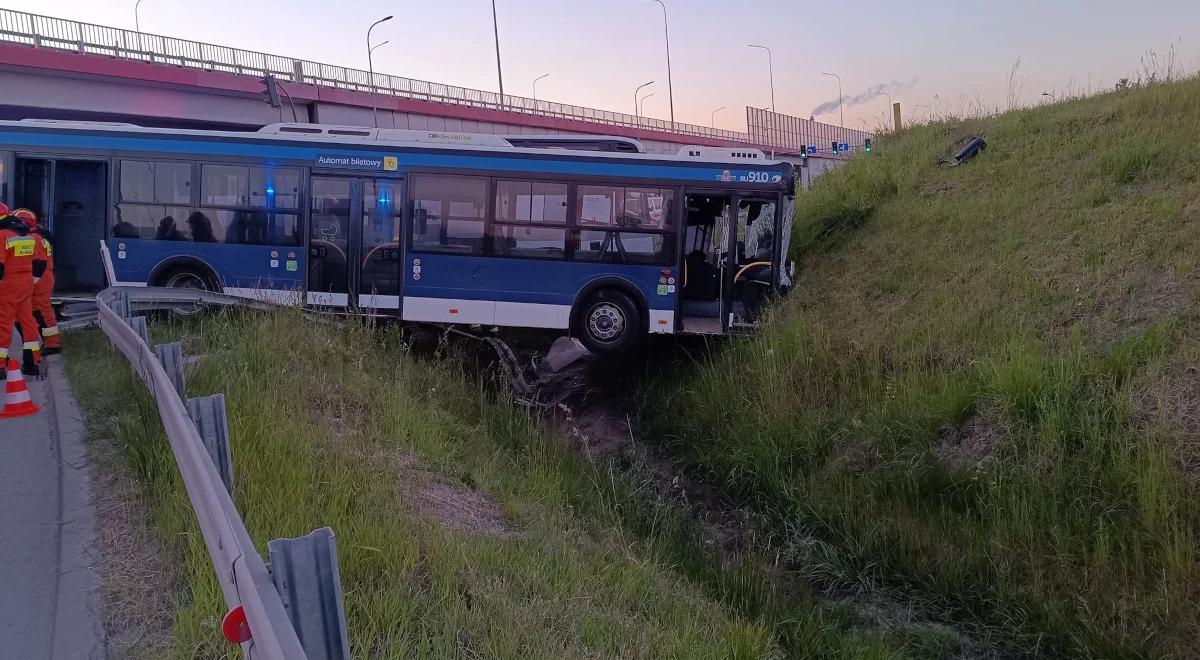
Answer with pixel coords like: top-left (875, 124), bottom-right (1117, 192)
top-left (1, 359), bottom-right (39, 419)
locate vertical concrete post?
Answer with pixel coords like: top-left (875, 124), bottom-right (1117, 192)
top-left (153, 342), bottom-right (186, 399)
top-left (893, 102), bottom-right (902, 132)
top-left (186, 394), bottom-right (234, 495)
top-left (267, 528), bottom-right (351, 660)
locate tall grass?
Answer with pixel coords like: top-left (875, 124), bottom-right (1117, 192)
top-left (647, 75), bottom-right (1200, 658)
top-left (66, 309), bottom-right (920, 659)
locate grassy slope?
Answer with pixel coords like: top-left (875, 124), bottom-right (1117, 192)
top-left (648, 77), bottom-right (1200, 658)
top-left (66, 310), bottom-right (918, 659)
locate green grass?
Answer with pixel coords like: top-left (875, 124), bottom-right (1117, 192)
top-left (646, 75), bottom-right (1200, 658)
top-left (65, 310), bottom-right (925, 659)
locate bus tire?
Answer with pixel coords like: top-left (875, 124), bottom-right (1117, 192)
top-left (574, 288), bottom-right (642, 354)
top-left (154, 264), bottom-right (219, 316)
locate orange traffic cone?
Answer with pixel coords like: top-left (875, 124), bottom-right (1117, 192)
top-left (1, 359), bottom-right (39, 419)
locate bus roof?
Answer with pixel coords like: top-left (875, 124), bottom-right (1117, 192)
top-left (4, 119), bottom-right (791, 173)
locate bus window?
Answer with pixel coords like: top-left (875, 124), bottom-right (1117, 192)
top-left (491, 180), bottom-right (568, 259)
top-left (574, 230), bottom-right (673, 265)
top-left (410, 174), bottom-right (487, 254)
top-left (120, 160), bottom-right (191, 205)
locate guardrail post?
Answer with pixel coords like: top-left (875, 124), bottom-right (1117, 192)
top-left (129, 316), bottom-right (150, 346)
top-left (186, 394), bottom-right (234, 495)
top-left (153, 342), bottom-right (186, 398)
top-left (267, 528), bottom-right (351, 660)
top-left (113, 288), bottom-right (132, 321)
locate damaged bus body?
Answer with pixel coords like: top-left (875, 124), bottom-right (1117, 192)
top-left (0, 120), bottom-right (794, 352)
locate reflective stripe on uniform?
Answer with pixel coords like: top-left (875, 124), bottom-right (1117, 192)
top-left (23, 341), bottom-right (40, 350)
top-left (0, 348), bottom-right (7, 359)
top-left (42, 326), bottom-right (60, 336)
top-left (5, 235), bottom-right (35, 256)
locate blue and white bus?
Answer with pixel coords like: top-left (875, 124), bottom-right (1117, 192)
top-left (0, 119), bottom-right (794, 352)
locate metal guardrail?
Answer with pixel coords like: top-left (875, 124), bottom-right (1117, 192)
top-left (0, 7), bottom-right (844, 150)
top-left (95, 285), bottom-right (348, 659)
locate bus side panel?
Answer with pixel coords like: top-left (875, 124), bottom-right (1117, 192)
top-left (400, 253), bottom-right (676, 333)
top-left (108, 238), bottom-right (305, 302)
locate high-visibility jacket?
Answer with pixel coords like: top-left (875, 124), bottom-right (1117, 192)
top-left (32, 226), bottom-right (53, 293)
top-left (0, 217), bottom-right (38, 283)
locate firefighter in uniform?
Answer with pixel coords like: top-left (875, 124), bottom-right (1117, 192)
top-left (16, 209), bottom-right (60, 355)
top-left (0, 203), bottom-right (44, 376)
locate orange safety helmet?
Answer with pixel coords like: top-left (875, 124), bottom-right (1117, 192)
top-left (13, 208), bottom-right (37, 227)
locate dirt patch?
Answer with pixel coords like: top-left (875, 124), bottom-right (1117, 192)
top-left (1117, 270), bottom-right (1187, 334)
top-left (413, 480), bottom-right (511, 538)
top-left (88, 431), bottom-right (176, 658)
top-left (922, 179), bottom-right (961, 197)
top-left (936, 415), bottom-right (1003, 470)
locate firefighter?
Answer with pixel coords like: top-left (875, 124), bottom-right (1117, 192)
top-left (15, 209), bottom-right (60, 355)
top-left (0, 204), bottom-right (44, 376)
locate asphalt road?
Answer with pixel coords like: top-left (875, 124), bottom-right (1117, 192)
top-left (0, 354), bottom-right (105, 659)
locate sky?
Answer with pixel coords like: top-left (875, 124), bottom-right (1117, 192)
top-left (7, 0), bottom-right (1200, 132)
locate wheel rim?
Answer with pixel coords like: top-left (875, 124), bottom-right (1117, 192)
top-left (587, 302), bottom-right (626, 343)
top-left (164, 272), bottom-right (207, 315)
top-left (166, 272), bottom-right (207, 290)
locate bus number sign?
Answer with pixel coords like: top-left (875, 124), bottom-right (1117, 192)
top-left (719, 170), bottom-right (781, 184)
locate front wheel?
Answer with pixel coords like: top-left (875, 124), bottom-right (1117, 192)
top-left (574, 289), bottom-right (642, 354)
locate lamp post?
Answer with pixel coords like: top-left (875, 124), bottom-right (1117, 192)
top-left (533, 73), bottom-right (549, 108)
top-left (639, 92), bottom-right (656, 119)
top-left (821, 71), bottom-right (843, 127)
top-left (747, 44), bottom-right (775, 112)
top-left (710, 106), bottom-right (726, 128)
top-left (491, 0), bottom-right (505, 108)
top-left (134, 0), bottom-right (147, 52)
top-left (650, 0), bottom-right (675, 127)
top-left (876, 91), bottom-right (893, 130)
top-left (634, 80), bottom-right (654, 135)
top-left (366, 15), bottom-right (393, 128)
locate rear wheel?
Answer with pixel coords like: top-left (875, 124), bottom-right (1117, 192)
top-left (156, 266), bottom-right (217, 316)
top-left (574, 289), bottom-right (642, 354)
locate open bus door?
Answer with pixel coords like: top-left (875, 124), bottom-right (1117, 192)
top-left (306, 174), bottom-right (404, 313)
top-left (679, 192), bottom-right (780, 334)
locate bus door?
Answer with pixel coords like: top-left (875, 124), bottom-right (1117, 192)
top-left (307, 175), bottom-right (404, 312)
top-left (679, 193), bottom-right (732, 334)
top-left (728, 196), bottom-right (778, 327)
top-left (13, 156), bottom-right (109, 292)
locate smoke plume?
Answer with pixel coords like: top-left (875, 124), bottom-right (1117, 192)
top-left (811, 78), bottom-right (917, 117)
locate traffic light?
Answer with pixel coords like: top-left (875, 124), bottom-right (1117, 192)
top-left (261, 75), bottom-right (281, 108)
top-left (864, 138), bottom-right (873, 152)
top-left (800, 144), bottom-right (808, 159)
top-left (831, 141), bottom-right (839, 154)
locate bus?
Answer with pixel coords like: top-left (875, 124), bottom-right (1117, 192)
top-left (0, 119), bottom-right (795, 353)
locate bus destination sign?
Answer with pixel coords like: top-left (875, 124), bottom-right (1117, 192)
top-left (315, 153), bottom-right (399, 171)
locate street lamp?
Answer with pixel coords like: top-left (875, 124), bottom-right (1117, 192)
top-left (366, 15), bottom-right (393, 128)
top-left (821, 72), bottom-right (843, 127)
top-left (634, 80), bottom-right (654, 135)
top-left (533, 73), bottom-right (550, 106)
top-left (650, 0), bottom-right (675, 127)
top-left (134, 0), bottom-right (147, 52)
top-left (710, 106), bottom-right (726, 128)
top-left (747, 44), bottom-right (775, 112)
top-left (491, 0), bottom-right (505, 108)
top-left (875, 91), bottom-right (893, 130)
top-left (639, 92), bottom-right (656, 118)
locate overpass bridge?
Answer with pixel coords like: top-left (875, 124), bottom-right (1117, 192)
top-left (0, 9), bottom-right (870, 183)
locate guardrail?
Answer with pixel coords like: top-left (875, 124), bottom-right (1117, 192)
top-left (0, 7), bottom-right (847, 150)
top-left (95, 285), bottom-right (349, 659)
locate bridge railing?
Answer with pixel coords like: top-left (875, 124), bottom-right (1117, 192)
top-left (0, 7), bottom-right (873, 150)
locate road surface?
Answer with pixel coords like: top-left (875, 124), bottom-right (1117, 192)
top-left (0, 353), bottom-right (105, 659)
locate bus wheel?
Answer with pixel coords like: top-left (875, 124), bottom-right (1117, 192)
top-left (157, 266), bottom-right (215, 316)
top-left (575, 289), bottom-right (642, 354)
